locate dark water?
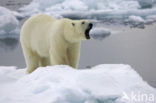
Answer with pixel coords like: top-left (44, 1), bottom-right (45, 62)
top-left (80, 25), bottom-right (156, 88)
top-left (0, 38), bottom-right (25, 68)
top-left (0, 0), bottom-right (156, 88)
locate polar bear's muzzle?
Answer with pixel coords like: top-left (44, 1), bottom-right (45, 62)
top-left (85, 23), bottom-right (93, 39)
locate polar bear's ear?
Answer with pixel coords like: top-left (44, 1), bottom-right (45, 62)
top-left (72, 23), bottom-right (75, 26)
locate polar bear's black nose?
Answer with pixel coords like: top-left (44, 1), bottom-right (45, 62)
top-left (89, 23), bottom-right (93, 29)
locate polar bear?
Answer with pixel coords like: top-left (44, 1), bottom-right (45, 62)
top-left (20, 14), bottom-right (92, 73)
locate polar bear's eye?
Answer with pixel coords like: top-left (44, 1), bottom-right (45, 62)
top-left (82, 21), bottom-right (85, 24)
top-left (72, 23), bottom-right (75, 26)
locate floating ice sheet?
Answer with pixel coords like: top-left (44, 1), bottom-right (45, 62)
top-left (0, 64), bottom-right (155, 103)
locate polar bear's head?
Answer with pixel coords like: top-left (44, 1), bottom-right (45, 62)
top-left (63, 19), bottom-right (93, 43)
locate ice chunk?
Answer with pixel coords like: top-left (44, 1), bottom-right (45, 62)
top-left (0, 7), bottom-right (19, 34)
top-left (146, 15), bottom-right (156, 24)
top-left (90, 28), bottom-right (111, 40)
top-left (128, 15), bottom-right (145, 23)
top-left (125, 15), bottom-right (145, 28)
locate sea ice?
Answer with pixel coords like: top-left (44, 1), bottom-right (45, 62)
top-left (19, 0), bottom-right (156, 28)
top-left (0, 64), bottom-right (155, 103)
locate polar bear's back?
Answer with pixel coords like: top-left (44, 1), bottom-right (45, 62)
top-left (20, 14), bottom-right (56, 42)
top-left (29, 14), bottom-right (56, 23)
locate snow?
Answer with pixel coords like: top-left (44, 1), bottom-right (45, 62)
top-left (0, 7), bottom-right (19, 36)
top-left (0, 64), bottom-right (155, 103)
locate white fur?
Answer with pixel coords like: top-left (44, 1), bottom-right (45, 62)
top-left (20, 14), bottom-right (90, 73)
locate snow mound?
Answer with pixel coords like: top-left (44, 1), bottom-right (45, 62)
top-left (0, 7), bottom-right (19, 36)
top-left (0, 64), bottom-right (155, 103)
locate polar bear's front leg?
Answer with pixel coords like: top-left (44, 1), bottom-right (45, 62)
top-left (40, 57), bottom-right (50, 67)
top-left (67, 43), bottom-right (80, 68)
top-left (49, 48), bottom-right (69, 66)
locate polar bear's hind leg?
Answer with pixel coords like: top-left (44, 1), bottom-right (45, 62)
top-left (22, 46), bottom-right (40, 73)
